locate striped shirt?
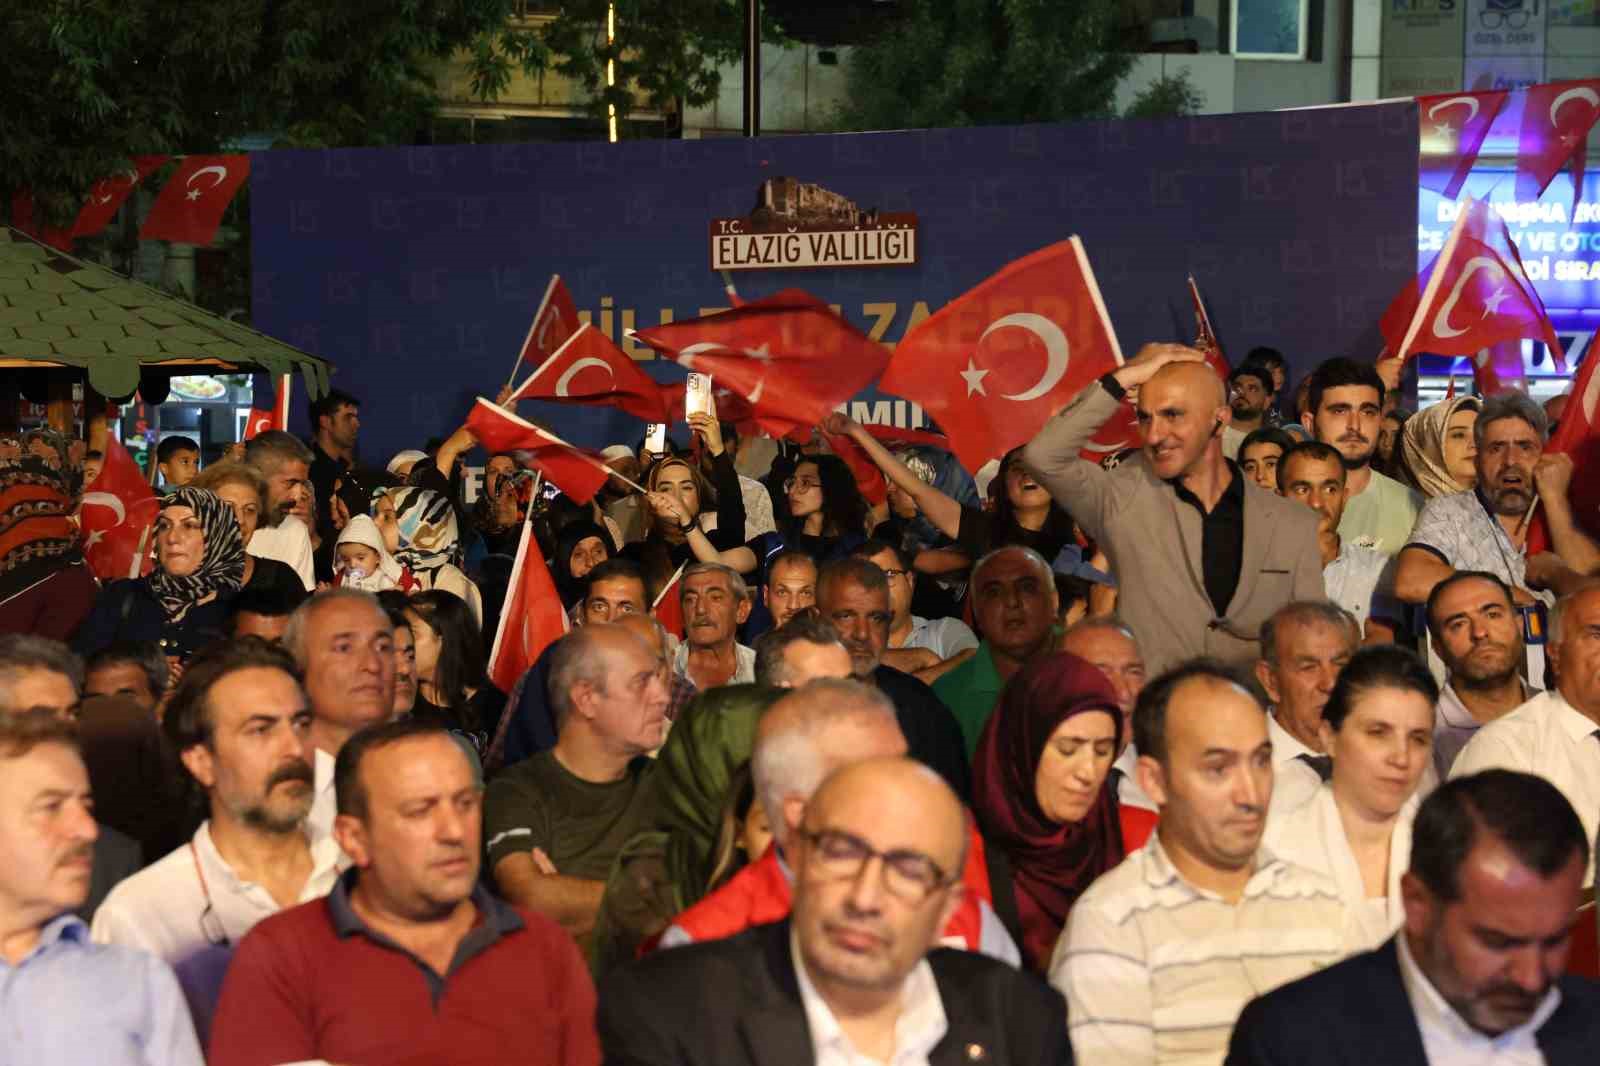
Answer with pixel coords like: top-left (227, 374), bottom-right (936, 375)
top-left (1048, 834), bottom-right (1354, 1066)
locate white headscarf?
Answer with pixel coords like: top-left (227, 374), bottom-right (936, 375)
top-left (335, 514), bottom-right (408, 592)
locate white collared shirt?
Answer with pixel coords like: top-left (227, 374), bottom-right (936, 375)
top-left (793, 929), bottom-right (947, 1066)
top-left (307, 747), bottom-right (338, 843)
top-left (90, 821), bottom-right (345, 1042)
top-left (1050, 834), bottom-right (1354, 1066)
top-left (1323, 543), bottom-right (1396, 630)
top-left (899, 616), bottom-right (979, 661)
top-left (1112, 744), bottom-right (1157, 813)
top-left (672, 640), bottom-right (756, 688)
top-left (1433, 681), bottom-right (1540, 781)
top-left (1450, 689), bottom-right (1600, 887)
top-left (1263, 783), bottom-right (1415, 951)
top-left (1396, 927), bottom-right (1557, 1065)
top-left (247, 516), bottom-right (316, 592)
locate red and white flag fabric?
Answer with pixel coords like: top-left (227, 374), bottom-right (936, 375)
top-left (139, 155), bottom-right (250, 245)
top-left (1528, 329), bottom-right (1600, 555)
top-left (507, 323), bottom-right (670, 423)
top-left (823, 431), bottom-right (889, 506)
top-left (80, 436), bottom-right (161, 581)
top-left (486, 515), bottom-right (570, 692)
top-left (652, 562), bottom-right (687, 639)
top-left (10, 191), bottom-right (75, 251)
top-left (507, 275), bottom-right (582, 387)
top-left (243, 375), bottom-right (293, 440)
top-left (70, 156), bottom-right (169, 240)
top-left (859, 423), bottom-right (949, 450)
top-left (879, 238), bottom-right (1123, 473)
top-left (1470, 340), bottom-right (1529, 397)
top-left (464, 398), bottom-right (611, 503)
top-left (1188, 276), bottom-right (1230, 375)
top-left (1383, 198), bottom-right (1563, 365)
top-left (632, 289), bottom-right (891, 442)
top-left (1419, 90), bottom-right (1510, 201)
top-left (1516, 79), bottom-right (1600, 201)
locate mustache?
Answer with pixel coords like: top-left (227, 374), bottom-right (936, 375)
top-left (266, 759), bottom-right (314, 790)
top-left (58, 842), bottom-right (93, 867)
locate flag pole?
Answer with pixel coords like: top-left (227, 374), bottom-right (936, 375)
top-left (651, 561), bottom-right (688, 612)
top-left (1396, 203), bottom-right (1470, 363)
top-left (479, 396), bottom-right (651, 495)
top-left (505, 274), bottom-right (562, 388)
top-left (721, 270), bottom-right (743, 308)
top-left (506, 323), bottom-right (591, 405)
top-left (1516, 491), bottom-right (1542, 538)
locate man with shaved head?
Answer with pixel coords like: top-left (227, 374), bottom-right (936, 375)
top-left (602, 754), bottom-right (1067, 1065)
top-left (1023, 342), bottom-right (1324, 674)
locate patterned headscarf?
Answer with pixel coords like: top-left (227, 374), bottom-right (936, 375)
top-left (383, 486), bottom-right (461, 583)
top-left (1400, 396), bottom-right (1481, 500)
top-left (0, 428), bottom-right (83, 602)
top-left (148, 486), bottom-right (245, 622)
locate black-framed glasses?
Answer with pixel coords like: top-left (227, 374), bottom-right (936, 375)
top-left (798, 827), bottom-right (955, 903)
top-left (784, 476), bottom-right (822, 492)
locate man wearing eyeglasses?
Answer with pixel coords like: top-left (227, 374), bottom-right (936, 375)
top-left (90, 638), bottom-right (344, 1044)
top-left (857, 539), bottom-right (977, 684)
top-left (602, 755), bottom-right (1069, 1065)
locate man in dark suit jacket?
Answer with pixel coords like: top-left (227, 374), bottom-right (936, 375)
top-left (1227, 770), bottom-right (1600, 1066)
top-left (599, 757), bottom-right (1069, 1066)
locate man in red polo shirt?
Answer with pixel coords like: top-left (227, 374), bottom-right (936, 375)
top-left (208, 718), bottom-right (599, 1066)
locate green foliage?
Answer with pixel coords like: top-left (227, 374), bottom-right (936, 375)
top-left (2, 0), bottom-right (529, 225)
top-left (1124, 69), bottom-right (1206, 119)
top-left (833, 0), bottom-right (1133, 132)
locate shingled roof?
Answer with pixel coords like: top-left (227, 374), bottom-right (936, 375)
top-left (0, 227), bottom-right (330, 400)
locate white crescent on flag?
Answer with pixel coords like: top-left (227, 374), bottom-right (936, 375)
top-left (1551, 87), bottom-right (1600, 127)
top-left (978, 313), bottom-right (1071, 403)
top-left (1427, 96), bottom-right (1480, 124)
top-left (187, 165), bottom-right (229, 191)
top-left (675, 342), bottom-right (725, 370)
top-left (80, 492), bottom-right (127, 527)
top-left (554, 358), bottom-right (615, 396)
top-left (1431, 256), bottom-right (1506, 340)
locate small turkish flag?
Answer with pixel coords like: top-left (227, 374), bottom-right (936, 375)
top-left (507, 323), bottom-right (670, 424)
top-left (486, 516), bottom-right (570, 692)
top-left (139, 155), bottom-right (250, 245)
top-left (1384, 198), bottom-right (1562, 365)
top-left (507, 274), bottom-right (582, 387)
top-left (1188, 276), bottom-right (1230, 374)
top-left (1516, 79), bottom-right (1600, 201)
top-left (651, 562), bottom-right (687, 639)
top-left (80, 436), bottom-right (161, 581)
top-left (464, 398), bottom-right (611, 503)
top-left (1419, 91), bottom-right (1509, 201)
top-left (633, 290), bottom-right (890, 442)
top-left (243, 375), bottom-right (293, 440)
top-left (880, 237), bottom-right (1123, 473)
top-left (1528, 329), bottom-right (1600, 555)
top-left (70, 156), bottom-right (169, 240)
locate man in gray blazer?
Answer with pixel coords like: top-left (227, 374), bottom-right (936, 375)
top-left (1023, 343), bottom-right (1323, 675)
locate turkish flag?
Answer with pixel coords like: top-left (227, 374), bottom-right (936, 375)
top-left (80, 436), bottom-right (161, 581)
top-left (1471, 340), bottom-right (1529, 397)
top-left (652, 562), bottom-right (686, 639)
top-left (139, 155), bottom-right (250, 245)
top-left (1528, 329), bottom-right (1600, 555)
top-left (1516, 80), bottom-right (1600, 201)
top-left (508, 275), bottom-right (582, 386)
top-left (11, 191), bottom-right (75, 251)
top-left (1189, 276), bottom-right (1230, 373)
top-left (243, 375), bottom-right (293, 440)
top-left (464, 398), bottom-right (611, 503)
top-left (632, 290), bottom-right (890, 441)
top-left (880, 237), bottom-right (1124, 473)
top-left (70, 156), bottom-right (169, 240)
top-left (486, 516), bottom-right (570, 692)
top-left (507, 323), bottom-right (669, 423)
top-left (1384, 199), bottom-right (1562, 365)
top-left (1419, 91), bottom-right (1509, 200)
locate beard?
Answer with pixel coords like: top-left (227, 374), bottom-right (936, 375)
top-left (1452, 642), bottom-right (1522, 689)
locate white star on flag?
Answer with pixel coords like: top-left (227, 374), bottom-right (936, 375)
top-left (185, 189), bottom-right (202, 201)
top-left (960, 358), bottom-right (989, 397)
top-left (745, 344), bottom-right (772, 364)
top-left (1432, 122), bottom-right (1455, 138)
top-left (1481, 287), bottom-right (1510, 317)
top-left (84, 530), bottom-right (104, 549)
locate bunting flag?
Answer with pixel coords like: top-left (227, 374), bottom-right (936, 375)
top-left (243, 375), bottom-right (293, 440)
top-left (139, 155), bottom-right (250, 245)
top-left (464, 397), bottom-right (613, 503)
top-left (1418, 90), bottom-right (1510, 201)
top-left (70, 156), bottom-right (169, 239)
top-left (80, 436), bottom-right (161, 581)
top-left (1516, 79), bottom-right (1600, 201)
top-left (652, 562), bottom-right (687, 639)
top-left (507, 274), bottom-right (581, 388)
top-left (880, 238), bottom-right (1123, 472)
top-left (632, 289), bottom-right (890, 441)
top-left (506, 323), bottom-right (670, 423)
top-left (486, 513), bottom-right (570, 692)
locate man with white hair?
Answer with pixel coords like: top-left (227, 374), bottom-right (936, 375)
top-left (657, 678), bottom-right (1019, 965)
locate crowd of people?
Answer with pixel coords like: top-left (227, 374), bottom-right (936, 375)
top-left (2, 336), bottom-right (1599, 1065)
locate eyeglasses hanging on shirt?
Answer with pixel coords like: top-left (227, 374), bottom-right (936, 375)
top-left (190, 842), bottom-right (232, 948)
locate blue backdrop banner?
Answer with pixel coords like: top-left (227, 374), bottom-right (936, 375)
top-left (250, 104), bottom-right (1419, 464)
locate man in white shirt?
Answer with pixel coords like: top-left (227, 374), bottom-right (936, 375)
top-left (242, 430), bottom-right (317, 591)
top-left (1254, 600), bottom-right (1358, 788)
top-left (1276, 442), bottom-right (1397, 641)
top-left (1061, 616), bottom-right (1154, 813)
top-left (1228, 769), bottom-right (1597, 1066)
top-left (599, 756), bottom-right (1069, 1065)
top-left (1424, 570), bottom-right (1537, 779)
top-left (283, 589), bottom-right (397, 841)
top-left (91, 639), bottom-right (344, 1042)
top-left (1451, 583), bottom-right (1600, 886)
top-left (860, 539), bottom-right (978, 685)
top-left (1051, 659), bottom-right (1351, 1066)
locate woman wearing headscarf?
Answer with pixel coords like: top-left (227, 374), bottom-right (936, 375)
top-left (972, 652), bottom-right (1158, 972)
top-left (72, 486), bottom-right (245, 663)
top-left (551, 518), bottom-right (616, 614)
top-left (1397, 395), bottom-right (1480, 499)
top-left (0, 427), bottom-right (98, 639)
top-left (372, 485), bottom-right (483, 625)
top-left (190, 462), bottom-right (303, 597)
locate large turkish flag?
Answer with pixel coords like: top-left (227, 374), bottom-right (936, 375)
top-left (506, 322), bottom-right (669, 424)
top-left (1418, 90), bottom-right (1509, 201)
top-left (879, 237), bottom-right (1124, 473)
top-left (1516, 79), bottom-right (1600, 201)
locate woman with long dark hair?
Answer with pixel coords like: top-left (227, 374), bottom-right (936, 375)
top-left (733, 453), bottom-right (872, 578)
top-left (625, 413), bottom-right (748, 595)
top-left (403, 589), bottom-right (504, 750)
